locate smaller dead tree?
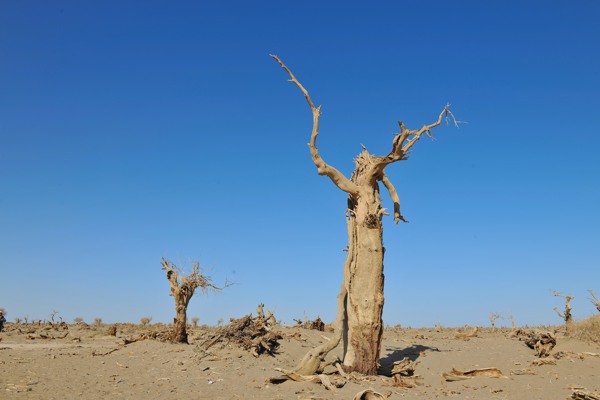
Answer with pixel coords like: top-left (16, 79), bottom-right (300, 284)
top-left (553, 291), bottom-right (574, 334)
top-left (162, 258), bottom-right (228, 344)
top-left (489, 313), bottom-right (502, 332)
top-left (508, 314), bottom-right (516, 331)
top-left (589, 290), bottom-right (600, 313)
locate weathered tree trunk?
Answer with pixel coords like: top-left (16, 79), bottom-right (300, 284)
top-left (342, 162), bottom-right (385, 374)
top-left (272, 55), bottom-right (457, 375)
top-left (172, 293), bottom-right (191, 343)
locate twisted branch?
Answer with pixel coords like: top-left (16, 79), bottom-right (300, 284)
top-left (271, 55), bottom-right (359, 195)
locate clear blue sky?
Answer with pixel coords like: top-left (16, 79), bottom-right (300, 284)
top-left (1, 1), bottom-right (599, 328)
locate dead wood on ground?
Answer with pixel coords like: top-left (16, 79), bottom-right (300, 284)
top-left (390, 357), bottom-right (421, 388)
top-left (353, 389), bottom-right (390, 399)
top-left (442, 367), bottom-right (506, 382)
top-left (198, 305), bottom-right (281, 357)
top-left (510, 329), bottom-right (556, 357)
top-left (293, 316), bottom-right (325, 331)
top-left (572, 389), bottom-right (600, 400)
top-left (454, 326), bottom-right (478, 339)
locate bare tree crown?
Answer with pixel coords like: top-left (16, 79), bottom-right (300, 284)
top-left (271, 54), bottom-right (459, 224)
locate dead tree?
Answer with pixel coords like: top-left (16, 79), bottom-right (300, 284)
top-left (589, 290), bottom-right (600, 313)
top-left (489, 312), bottom-right (502, 332)
top-left (162, 258), bottom-right (226, 344)
top-left (553, 291), bottom-right (574, 334)
top-left (272, 55), bottom-right (457, 375)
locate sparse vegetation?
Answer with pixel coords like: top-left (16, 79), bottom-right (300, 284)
top-left (140, 317), bottom-right (152, 327)
top-left (191, 317), bottom-right (200, 328)
top-left (93, 318), bottom-right (103, 327)
top-left (571, 315), bottom-right (600, 345)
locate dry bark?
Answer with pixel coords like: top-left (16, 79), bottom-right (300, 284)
top-left (271, 54), bottom-right (457, 375)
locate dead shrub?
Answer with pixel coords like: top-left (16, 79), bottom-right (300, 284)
top-left (197, 307), bottom-right (281, 357)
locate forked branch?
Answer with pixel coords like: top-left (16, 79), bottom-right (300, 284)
top-left (391, 104), bottom-right (458, 161)
top-left (271, 55), bottom-right (359, 195)
top-left (368, 104), bottom-right (458, 182)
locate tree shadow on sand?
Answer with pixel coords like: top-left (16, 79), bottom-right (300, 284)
top-left (378, 345), bottom-right (441, 376)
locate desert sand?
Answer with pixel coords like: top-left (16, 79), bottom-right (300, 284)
top-left (1, 322), bottom-right (599, 399)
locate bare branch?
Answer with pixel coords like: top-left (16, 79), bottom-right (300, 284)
top-left (367, 104), bottom-right (458, 182)
top-left (380, 173), bottom-right (408, 224)
top-left (400, 104), bottom-right (455, 155)
top-left (553, 290), bottom-right (573, 301)
top-left (553, 307), bottom-right (565, 319)
top-left (589, 290), bottom-right (600, 312)
top-left (271, 55), bottom-right (359, 195)
top-left (162, 258), bottom-right (230, 294)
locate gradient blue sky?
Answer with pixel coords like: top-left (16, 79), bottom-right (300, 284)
top-left (1, 1), bottom-right (599, 327)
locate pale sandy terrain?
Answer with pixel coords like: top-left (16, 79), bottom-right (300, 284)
top-left (1, 323), bottom-right (598, 399)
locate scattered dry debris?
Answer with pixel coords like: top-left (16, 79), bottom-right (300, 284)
top-left (511, 329), bottom-right (556, 357)
top-left (390, 357), bottom-right (418, 376)
top-left (198, 306), bottom-right (281, 357)
top-left (389, 357), bottom-right (421, 388)
top-left (510, 368), bottom-right (536, 375)
top-left (270, 368), bottom-right (346, 391)
top-left (554, 351), bottom-right (600, 360)
top-left (442, 367), bottom-right (506, 382)
top-left (454, 326), bottom-right (478, 339)
top-left (531, 358), bottom-right (556, 366)
top-left (293, 316), bottom-right (326, 332)
top-left (24, 331), bottom-right (69, 340)
top-left (571, 389), bottom-right (600, 400)
top-left (353, 388), bottom-right (390, 399)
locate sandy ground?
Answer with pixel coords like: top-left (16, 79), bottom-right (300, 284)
top-left (1, 323), bottom-right (599, 399)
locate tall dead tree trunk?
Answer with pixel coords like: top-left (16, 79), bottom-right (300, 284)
top-left (272, 55), bottom-right (457, 375)
top-left (162, 258), bottom-right (225, 344)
